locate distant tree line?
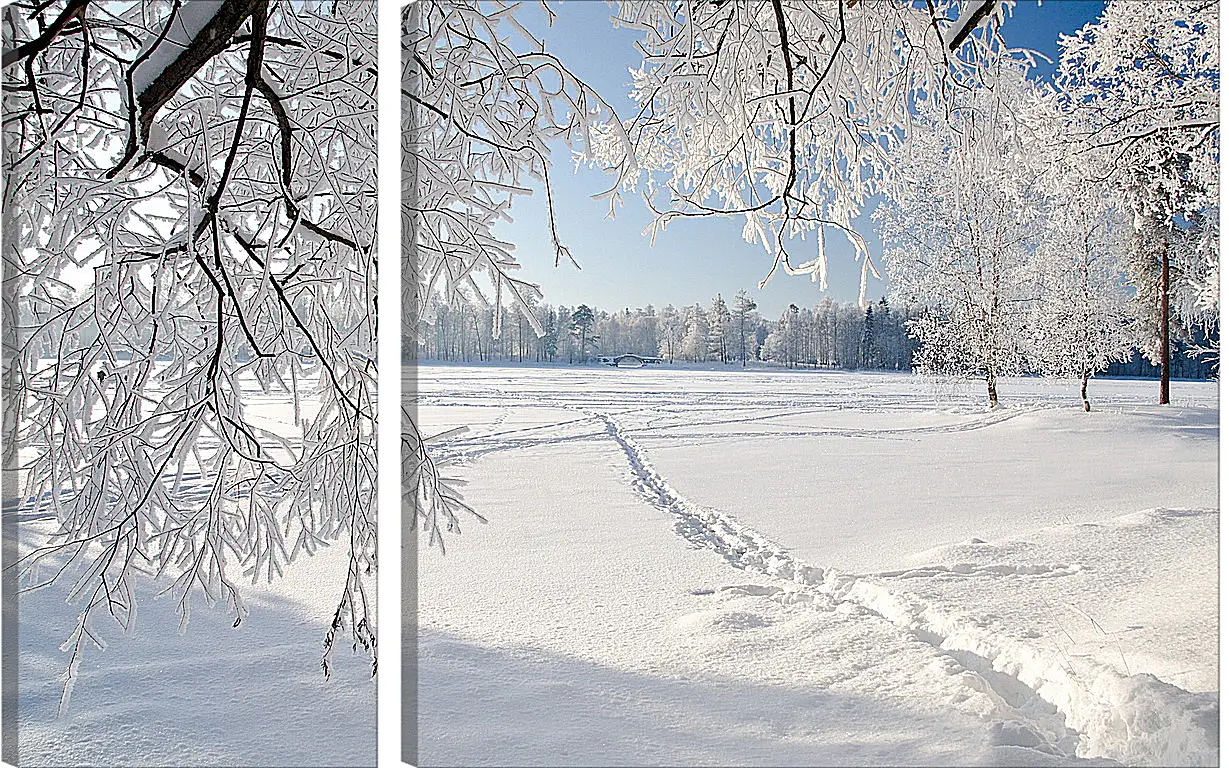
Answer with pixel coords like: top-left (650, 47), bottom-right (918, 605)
top-left (411, 286), bottom-right (1216, 383)
top-left (413, 289), bottom-right (921, 371)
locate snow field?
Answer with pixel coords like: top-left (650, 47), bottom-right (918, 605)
top-left (13, 379), bottom-right (376, 766)
top-left (420, 442), bottom-right (1031, 766)
top-left (416, 364), bottom-right (1217, 766)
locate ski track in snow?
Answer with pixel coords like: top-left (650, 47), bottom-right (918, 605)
top-left (585, 407), bottom-right (1216, 767)
top-left (417, 395), bottom-right (1033, 462)
top-left (417, 368), bottom-right (1217, 765)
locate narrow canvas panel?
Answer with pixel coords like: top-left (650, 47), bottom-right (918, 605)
top-left (2, 1), bottom-right (377, 764)
top-left (400, 4), bottom-right (419, 764)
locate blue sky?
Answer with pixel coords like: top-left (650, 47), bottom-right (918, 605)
top-left (498, 1), bottom-right (1107, 317)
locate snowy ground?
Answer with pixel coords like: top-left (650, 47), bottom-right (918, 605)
top-left (414, 363), bottom-right (1218, 767)
top-left (11, 384), bottom-right (376, 767)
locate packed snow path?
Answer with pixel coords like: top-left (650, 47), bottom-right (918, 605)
top-left (417, 364), bottom-right (1217, 766)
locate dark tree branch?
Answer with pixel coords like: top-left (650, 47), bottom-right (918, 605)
top-left (229, 232), bottom-right (365, 419)
top-left (947, 0), bottom-right (997, 52)
top-left (107, 0), bottom-right (267, 180)
top-left (254, 75), bottom-right (359, 251)
top-left (148, 151), bottom-right (206, 188)
top-left (1, 0), bottom-right (88, 68)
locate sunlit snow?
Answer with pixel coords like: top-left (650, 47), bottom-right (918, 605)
top-left (416, 363), bottom-right (1217, 767)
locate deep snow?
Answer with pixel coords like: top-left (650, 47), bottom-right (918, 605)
top-left (415, 364), bottom-right (1217, 767)
top-left (10, 383), bottom-right (376, 767)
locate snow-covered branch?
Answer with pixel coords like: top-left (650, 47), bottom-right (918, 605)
top-left (3, 0), bottom-right (377, 693)
top-left (587, 0), bottom-right (1025, 297)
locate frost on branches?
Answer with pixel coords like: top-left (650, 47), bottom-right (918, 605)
top-left (401, 1), bottom-right (626, 549)
top-left (1054, 0), bottom-right (1219, 395)
top-left (1027, 180), bottom-right (1136, 412)
top-left (2, 0), bottom-right (376, 692)
top-left (880, 0), bottom-right (1217, 408)
top-left (587, 0), bottom-right (1022, 302)
top-left (998, 81), bottom-right (1136, 412)
top-left (877, 62), bottom-right (1046, 408)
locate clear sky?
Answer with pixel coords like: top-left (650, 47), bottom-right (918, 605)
top-left (497, 0), bottom-right (1107, 318)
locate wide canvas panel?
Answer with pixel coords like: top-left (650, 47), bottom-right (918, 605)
top-left (405, 2), bottom-right (1218, 767)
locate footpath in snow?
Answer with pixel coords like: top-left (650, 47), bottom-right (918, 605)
top-left (415, 365), bottom-right (1218, 766)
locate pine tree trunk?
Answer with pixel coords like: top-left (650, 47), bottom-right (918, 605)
top-left (1159, 239), bottom-right (1171, 405)
top-left (740, 317), bottom-right (746, 367)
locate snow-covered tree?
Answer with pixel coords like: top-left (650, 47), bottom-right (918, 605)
top-left (1121, 208), bottom-right (1219, 401)
top-left (1053, 0), bottom-right (1219, 402)
top-left (631, 305), bottom-right (660, 358)
top-left (658, 304), bottom-right (683, 362)
top-left (1028, 183), bottom-right (1136, 411)
top-left (731, 290), bottom-right (759, 367)
top-left (762, 304), bottom-right (806, 368)
top-left (589, 0), bottom-right (1022, 299)
top-left (681, 304), bottom-right (711, 363)
top-left (4, 0), bottom-right (376, 684)
top-left (877, 60), bottom-right (1045, 407)
top-left (760, 322), bottom-right (786, 367)
top-left (595, 308), bottom-right (623, 357)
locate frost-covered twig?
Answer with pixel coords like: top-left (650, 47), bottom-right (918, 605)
top-left (3, 0), bottom-right (377, 697)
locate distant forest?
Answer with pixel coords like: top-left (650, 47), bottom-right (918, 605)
top-left (413, 290), bottom-right (1216, 380)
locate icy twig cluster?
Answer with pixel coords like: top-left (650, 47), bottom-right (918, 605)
top-left (3, 0), bottom-right (377, 691)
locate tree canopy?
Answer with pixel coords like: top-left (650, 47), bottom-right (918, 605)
top-left (4, 0), bottom-right (376, 689)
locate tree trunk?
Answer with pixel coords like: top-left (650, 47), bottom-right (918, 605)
top-left (1080, 368), bottom-right (1090, 412)
top-left (986, 371), bottom-right (998, 409)
top-left (1159, 239), bottom-right (1171, 405)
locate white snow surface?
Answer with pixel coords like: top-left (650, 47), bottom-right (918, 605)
top-left (13, 384), bottom-right (375, 766)
top-left (131, 1), bottom-right (225, 99)
top-left (415, 363), bottom-right (1218, 767)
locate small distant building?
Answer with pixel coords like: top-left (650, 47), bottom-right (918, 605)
top-left (597, 353), bottom-right (665, 368)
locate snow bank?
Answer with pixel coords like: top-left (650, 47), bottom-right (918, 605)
top-left (420, 366), bottom-right (1216, 765)
top-left (831, 574), bottom-right (1218, 766)
top-left (596, 406), bottom-right (1217, 765)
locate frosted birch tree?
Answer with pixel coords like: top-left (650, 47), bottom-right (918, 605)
top-left (1052, 0), bottom-right (1218, 403)
top-left (3, 0), bottom-right (377, 686)
top-left (876, 62), bottom-right (1045, 407)
top-left (681, 304), bottom-right (710, 362)
top-left (1027, 183), bottom-right (1135, 411)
